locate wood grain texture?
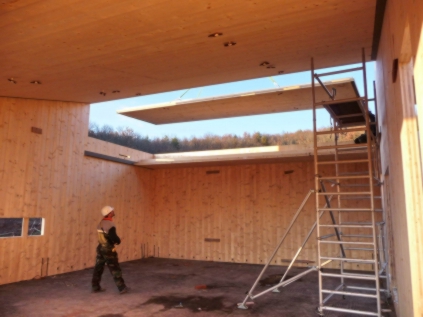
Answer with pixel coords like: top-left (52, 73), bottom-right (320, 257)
top-left (118, 79), bottom-right (358, 124)
top-left (375, 0), bottom-right (423, 315)
top-left (0, 0), bottom-right (375, 103)
top-left (147, 161), bottom-right (379, 270)
top-left (0, 97), bottom-right (153, 285)
top-left (85, 137), bottom-right (153, 162)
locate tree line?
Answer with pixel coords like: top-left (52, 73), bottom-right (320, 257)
top-left (88, 123), bottom-right (360, 154)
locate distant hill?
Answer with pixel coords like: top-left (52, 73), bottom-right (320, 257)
top-left (88, 123), bottom-right (361, 154)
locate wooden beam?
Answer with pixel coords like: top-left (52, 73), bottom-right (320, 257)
top-left (118, 79), bottom-right (359, 124)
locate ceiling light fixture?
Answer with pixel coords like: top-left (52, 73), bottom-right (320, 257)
top-left (208, 32), bottom-right (223, 38)
top-left (135, 93), bottom-right (142, 96)
top-left (224, 41), bottom-right (236, 47)
top-left (266, 65), bottom-right (275, 69)
top-left (260, 61), bottom-right (270, 67)
top-left (112, 90), bottom-right (120, 93)
top-left (8, 78), bottom-right (17, 84)
top-left (99, 91), bottom-right (106, 96)
top-left (30, 80), bottom-right (41, 84)
top-left (278, 70), bottom-right (285, 74)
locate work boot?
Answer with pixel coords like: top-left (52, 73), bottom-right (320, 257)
top-left (92, 287), bottom-right (106, 293)
top-left (119, 287), bottom-right (129, 294)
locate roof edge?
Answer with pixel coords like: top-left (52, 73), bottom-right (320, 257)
top-left (371, 0), bottom-right (388, 60)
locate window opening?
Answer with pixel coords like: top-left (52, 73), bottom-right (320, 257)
top-left (28, 218), bottom-right (44, 236)
top-left (0, 218), bottom-right (23, 238)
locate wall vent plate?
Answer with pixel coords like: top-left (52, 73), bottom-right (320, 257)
top-left (31, 127), bottom-right (42, 134)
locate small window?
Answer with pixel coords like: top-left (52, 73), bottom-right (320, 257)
top-left (28, 218), bottom-right (44, 236)
top-left (0, 218), bottom-right (23, 238)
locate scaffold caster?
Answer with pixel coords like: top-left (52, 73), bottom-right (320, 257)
top-left (316, 307), bottom-right (325, 316)
top-left (237, 303), bottom-right (248, 310)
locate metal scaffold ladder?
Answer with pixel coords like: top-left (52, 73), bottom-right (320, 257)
top-left (312, 49), bottom-right (390, 316)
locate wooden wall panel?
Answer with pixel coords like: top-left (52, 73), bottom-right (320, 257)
top-left (148, 161), bottom-right (377, 271)
top-left (85, 137), bottom-right (153, 161)
top-left (375, 0), bottom-right (423, 315)
top-left (0, 97), bottom-right (153, 285)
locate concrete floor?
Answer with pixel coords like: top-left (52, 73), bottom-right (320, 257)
top-left (0, 258), bottom-right (394, 317)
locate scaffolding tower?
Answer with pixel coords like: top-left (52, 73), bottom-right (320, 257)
top-left (238, 49), bottom-right (390, 316)
top-left (312, 49), bottom-right (389, 316)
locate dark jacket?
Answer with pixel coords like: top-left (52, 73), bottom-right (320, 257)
top-left (97, 219), bottom-right (121, 247)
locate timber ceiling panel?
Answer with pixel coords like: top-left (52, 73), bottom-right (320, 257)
top-left (133, 144), bottom-right (367, 169)
top-left (117, 78), bottom-right (358, 124)
top-left (0, 0), bottom-right (376, 103)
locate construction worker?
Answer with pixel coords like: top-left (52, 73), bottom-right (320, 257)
top-left (91, 206), bottom-right (128, 294)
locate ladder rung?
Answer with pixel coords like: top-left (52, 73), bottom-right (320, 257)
top-left (315, 66), bottom-right (363, 77)
top-left (319, 175), bottom-right (370, 180)
top-left (317, 159), bottom-right (369, 165)
top-left (319, 224), bottom-right (373, 228)
top-left (341, 221), bottom-right (371, 225)
top-left (336, 149), bottom-right (368, 153)
top-left (318, 207), bottom-right (372, 211)
top-left (317, 192), bottom-right (371, 195)
top-left (339, 171), bottom-right (369, 176)
top-left (316, 127), bottom-right (367, 135)
top-left (344, 247), bottom-right (374, 251)
top-left (318, 233), bottom-right (337, 240)
top-left (321, 306), bottom-right (379, 316)
top-left (342, 234), bottom-right (374, 238)
top-left (321, 289), bottom-right (377, 298)
top-left (346, 286), bottom-right (389, 293)
top-left (315, 96), bottom-right (366, 106)
top-left (320, 256), bottom-right (376, 264)
top-left (341, 196), bottom-right (373, 200)
top-left (320, 272), bottom-right (377, 281)
top-left (317, 143), bottom-right (368, 150)
top-left (318, 208), bottom-right (383, 212)
top-left (341, 221), bottom-right (384, 225)
top-left (319, 240), bottom-right (374, 245)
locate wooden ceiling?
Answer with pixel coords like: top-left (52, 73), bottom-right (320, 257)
top-left (0, 0), bottom-right (376, 103)
top-left (134, 144), bottom-right (367, 169)
top-left (117, 78), bottom-right (359, 124)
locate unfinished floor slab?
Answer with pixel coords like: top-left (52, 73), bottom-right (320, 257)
top-left (0, 258), bottom-right (394, 317)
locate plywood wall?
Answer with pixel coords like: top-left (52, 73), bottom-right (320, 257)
top-left (375, 0), bottom-right (423, 315)
top-left (146, 161), bottom-right (380, 271)
top-left (85, 137), bottom-right (153, 161)
top-left (0, 97), bottom-right (153, 285)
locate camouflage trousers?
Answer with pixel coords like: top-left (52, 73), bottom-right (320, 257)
top-left (92, 244), bottom-right (126, 291)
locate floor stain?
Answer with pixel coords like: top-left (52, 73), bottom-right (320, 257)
top-left (259, 274), bottom-right (302, 286)
top-left (140, 295), bottom-right (233, 313)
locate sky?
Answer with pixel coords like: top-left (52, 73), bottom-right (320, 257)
top-left (89, 62), bottom-right (376, 139)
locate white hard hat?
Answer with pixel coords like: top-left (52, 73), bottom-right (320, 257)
top-left (101, 206), bottom-right (114, 216)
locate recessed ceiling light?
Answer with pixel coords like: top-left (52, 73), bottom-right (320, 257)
top-left (278, 70), bottom-right (285, 74)
top-left (266, 65), bottom-right (276, 69)
top-left (260, 61), bottom-right (270, 67)
top-left (99, 91), bottom-right (106, 96)
top-left (8, 78), bottom-right (16, 84)
top-left (136, 93), bottom-right (142, 96)
top-left (112, 90), bottom-right (120, 93)
top-left (224, 41), bottom-right (236, 47)
top-left (30, 80), bottom-right (41, 84)
top-left (208, 32), bottom-right (223, 38)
